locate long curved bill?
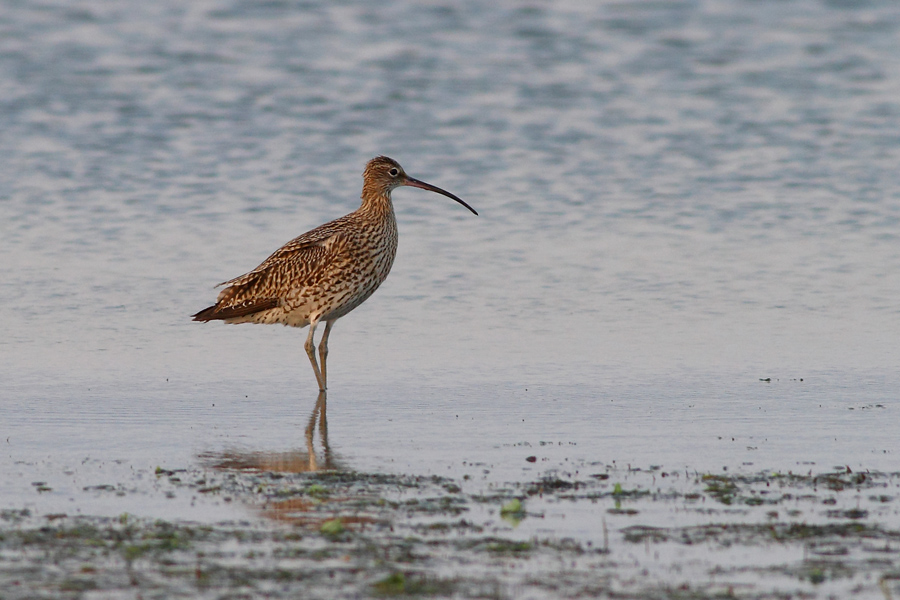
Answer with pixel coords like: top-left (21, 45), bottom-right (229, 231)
top-left (405, 177), bottom-right (478, 216)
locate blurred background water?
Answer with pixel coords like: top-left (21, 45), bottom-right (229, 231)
top-left (1, 0), bottom-right (899, 519)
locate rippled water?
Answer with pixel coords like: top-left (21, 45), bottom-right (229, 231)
top-left (2, 0), bottom-right (899, 536)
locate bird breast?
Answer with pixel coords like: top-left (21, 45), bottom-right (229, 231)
top-left (286, 211), bottom-right (398, 323)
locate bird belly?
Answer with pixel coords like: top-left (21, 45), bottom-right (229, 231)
top-left (319, 279), bottom-right (381, 321)
top-left (223, 274), bottom-right (385, 329)
top-left (303, 254), bottom-right (393, 323)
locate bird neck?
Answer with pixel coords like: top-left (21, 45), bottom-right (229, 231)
top-left (359, 189), bottom-right (395, 220)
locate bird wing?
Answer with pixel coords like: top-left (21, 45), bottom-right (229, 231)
top-left (218, 220), bottom-right (345, 289)
top-left (196, 219), bottom-right (353, 322)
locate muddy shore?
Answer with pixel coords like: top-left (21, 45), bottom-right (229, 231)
top-left (3, 460), bottom-right (899, 599)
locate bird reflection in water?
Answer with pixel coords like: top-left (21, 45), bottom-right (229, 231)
top-left (201, 392), bottom-right (337, 474)
top-left (198, 392), bottom-right (383, 526)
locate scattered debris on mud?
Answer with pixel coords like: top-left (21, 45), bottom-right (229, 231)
top-left (2, 462), bottom-right (899, 599)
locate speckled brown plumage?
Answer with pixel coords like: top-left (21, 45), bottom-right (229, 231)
top-left (193, 156), bottom-right (477, 392)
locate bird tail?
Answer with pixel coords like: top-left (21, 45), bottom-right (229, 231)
top-left (192, 298), bottom-right (280, 322)
top-left (192, 305), bottom-right (220, 322)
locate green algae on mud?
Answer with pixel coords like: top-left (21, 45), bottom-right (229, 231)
top-left (1, 466), bottom-right (900, 599)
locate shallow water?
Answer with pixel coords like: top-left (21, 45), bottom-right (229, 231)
top-left (2, 0), bottom-right (900, 595)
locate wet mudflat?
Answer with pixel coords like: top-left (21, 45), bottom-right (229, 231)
top-left (3, 375), bottom-right (899, 599)
top-left (3, 456), bottom-right (900, 599)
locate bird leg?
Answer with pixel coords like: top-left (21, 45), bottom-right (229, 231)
top-left (318, 321), bottom-right (334, 390)
top-left (304, 320), bottom-right (327, 392)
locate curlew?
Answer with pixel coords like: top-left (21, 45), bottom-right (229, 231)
top-left (192, 156), bottom-right (477, 392)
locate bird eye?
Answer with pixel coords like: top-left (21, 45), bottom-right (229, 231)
top-left (388, 168), bottom-right (399, 177)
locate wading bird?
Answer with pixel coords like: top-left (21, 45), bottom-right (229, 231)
top-left (192, 156), bottom-right (477, 392)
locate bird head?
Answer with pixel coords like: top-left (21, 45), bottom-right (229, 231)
top-left (363, 156), bottom-right (478, 215)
